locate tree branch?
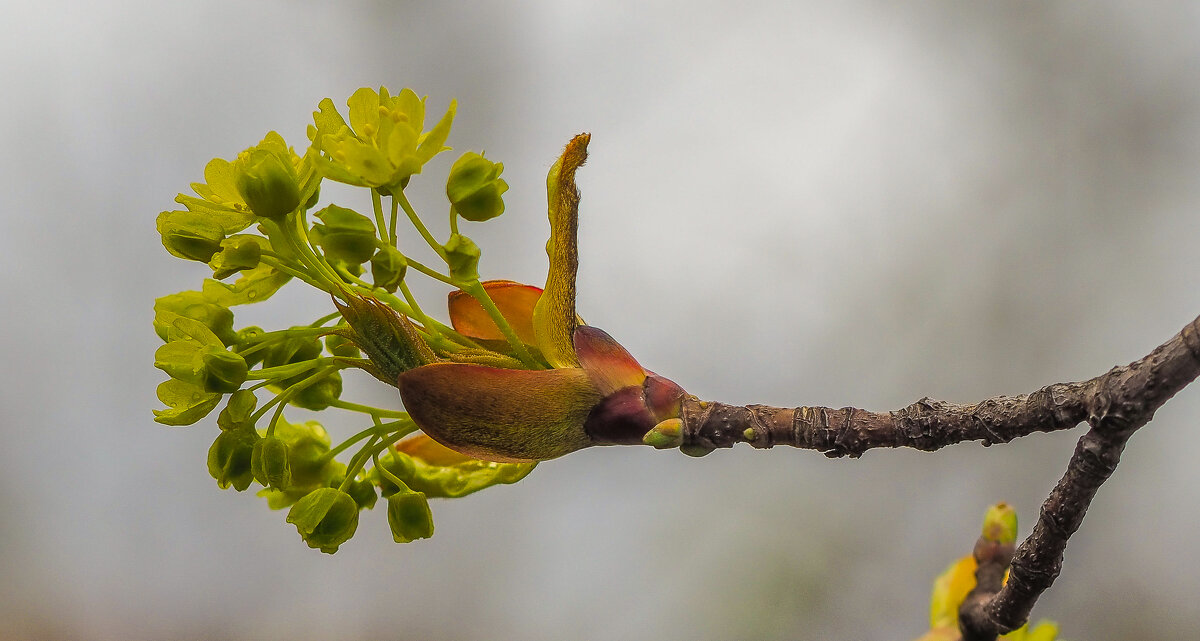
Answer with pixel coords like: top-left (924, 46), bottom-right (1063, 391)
top-left (679, 314), bottom-right (1200, 640)
top-left (680, 314), bottom-right (1200, 459)
top-left (954, 313), bottom-right (1200, 638)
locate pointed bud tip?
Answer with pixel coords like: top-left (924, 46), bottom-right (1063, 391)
top-left (643, 418), bottom-right (683, 449)
top-left (981, 502), bottom-right (1018, 544)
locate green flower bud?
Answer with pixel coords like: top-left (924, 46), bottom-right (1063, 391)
top-left (286, 487), bottom-right (359, 553)
top-left (642, 418), bottom-right (684, 449)
top-left (443, 233), bottom-right (480, 282)
top-left (154, 292), bottom-right (237, 347)
top-left (370, 246), bottom-right (408, 293)
top-left (311, 205), bottom-right (377, 266)
top-left (233, 326), bottom-right (266, 368)
top-left (208, 428), bottom-right (259, 491)
top-left (209, 235), bottom-right (263, 279)
top-left (264, 335), bottom-right (323, 369)
top-left (251, 436), bottom-right (292, 489)
top-left (289, 370), bottom-right (342, 411)
top-left (235, 149), bottom-right (301, 220)
top-left (982, 502), bottom-right (1018, 544)
top-left (255, 419), bottom-right (336, 495)
top-left (387, 491), bottom-right (434, 543)
top-left (446, 152), bottom-right (508, 222)
top-left (342, 476), bottom-right (378, 510)
top-left (154, 340), bottom-right (246, 394)
top-left (157, 210), bottom-right (225, 262)
top-left (201, 347), bottom-right (248, 393)
top-left (217, 389), bottom-right (258, 431)
top-left (324, 334), bottom-right (361, 358)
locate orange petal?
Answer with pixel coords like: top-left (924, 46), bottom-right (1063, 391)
top-left (398, 362), bottom-right (602, 462)
top-left (447, 280), bottom-right (542, 344)
top-left (573, 325), bottom-right (646, 396)
top-left (395, 433), bottom-right (473, 466)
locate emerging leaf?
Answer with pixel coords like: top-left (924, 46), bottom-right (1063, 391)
top-left (532, 133), bottom-right (590, 368)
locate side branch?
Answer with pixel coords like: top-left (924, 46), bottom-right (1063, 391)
top-left (680, 314), bottom-right (1200, 458)
top-left (956, 313), bottom-right (1200, 639)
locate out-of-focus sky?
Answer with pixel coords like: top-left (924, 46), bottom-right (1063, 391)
top-left (2, 2), bottom-right (1199, 639)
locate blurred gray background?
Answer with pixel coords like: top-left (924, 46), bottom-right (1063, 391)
top-left (3, 1), bottom-right (1199, 639)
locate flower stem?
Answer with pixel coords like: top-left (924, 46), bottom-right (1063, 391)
top-left (249, 364), bottom-right (340, 432)
top-left (460, 279), bottom-right (537, 366)
top-left (404, 255), bottom-right (455, 286)
top-left (371, 189), bottom-right (389, 246)
top-left (391, 187), bottom-right (445, 259)
top-left (243, 358), bottom-right (328, 381)
top-left (389, 195), bottom-right (399, 247)
top-left (372, 443), bottom-right (411, 493)
top-left (339, 428), bottom-right (410, 492)
top-left (329, 398), bottom-right (409, 418)
top-left (338, 435), bottom-right (381, 491)
top-left (398, 279), bottom-right (442, 340)
top-left (326, 421), bottom-right (403, 460)
top-left (310, 311), bottom-right (343, 327)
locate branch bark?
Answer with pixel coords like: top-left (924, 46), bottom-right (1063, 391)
top-left (679, 314), bottom-right (1200, 639)
top-left (680, 314), bottom-right (1200, 458)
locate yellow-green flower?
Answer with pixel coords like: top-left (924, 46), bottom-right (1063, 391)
top-left (308, 86), bottom-right (455, 190)
top-left (179, 131), bottom-right (314, 220)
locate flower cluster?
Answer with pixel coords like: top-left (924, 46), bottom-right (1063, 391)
top-left (154, 87), bottom-right (688, 552)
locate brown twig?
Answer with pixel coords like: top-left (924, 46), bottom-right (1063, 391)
top-left (680, 314), bottom-right (1200, 638)
top-left (680, 314), bottom-right (1200, 458)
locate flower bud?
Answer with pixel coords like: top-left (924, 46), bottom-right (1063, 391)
top-left (157, 211), bottom-right (224, 262)
top-left (233, 326), bottom-right (266, 368)
top-left (343, 476), bottom-right (378, 510)
top-left (333, 294), bottom-right (436, 386)
top-left (443, 233), bottom-right (480, 282)
top-left (208, 428), bottom-right (259, 491)
top-left (370, 246), bottom-right (407, 293)
top-left (324, 334), bottom-right (361, 358)
top-left (982, 502), bottom-right (1018, 544)
top-left (201, 347), bottom-right (248, 393)
top-left (289, 370), bottom-right (342, 411)
top-left (154, 291), bottom-right (237, 347)
top-left (387, 491), bottom-right (434, 543)
top-left (446, 152), bottom-right (508, 222)
top-left (234, 149), bottom-right (301, 220)
top-left (286, 487), bottom-right (359, 553)
top-left (154, 341), bottom-right (246, 393)
top-left (264, 335), bottom-right (323, 369)
top-left (251, 436), bottom-right (292, 489)
top-left (273, 417), bottom-right (339, 491)
top-left (209, 235), bottom-right (263, 279)
top-left (642, 418), bottom-right (683, 449)
top-left (217, 389), bottom-right (258, 431)
top-left (311, 205), bottom-right (377, 266)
